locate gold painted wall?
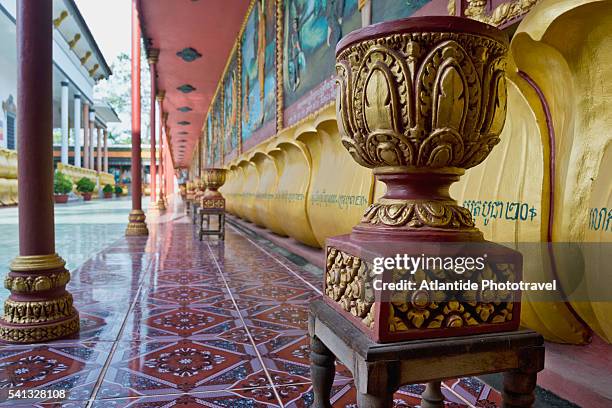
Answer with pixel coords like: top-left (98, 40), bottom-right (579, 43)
top-left (297, 107), bottom-right (374, 247)
top-left (513, 0), bottom-right (612, 343)
top-left (0, 149), bottom-right (18, 206)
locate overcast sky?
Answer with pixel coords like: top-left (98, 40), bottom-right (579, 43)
top-left (74, 0), bottom-right (131, 64)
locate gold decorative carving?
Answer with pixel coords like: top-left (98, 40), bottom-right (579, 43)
top-left (157, 195), bottom-right (167, 210)
top-left (5, 271), bottom-right (70, 293)
top-left (363, 200), bottom-right (475, 228)
top-left (202, 168), bottom-right (227, 191)
top-left (126, 209), bottom-right (149, 236)
top-left (147, 48), bottom-right (160, 65)
top-left (156, 90), bottom-right (166, 102)
top-left (237, 45), bottom-right (243, 155)
top-left (325, 246), bottom-right (516, 333)
top-left (447, 0), bottom-right (456, 16)
top-left (53, 10), bottom-right (69, 28)
top-left (336, 32), bottom-right (507, 170)
top-left (0, 313), bottom-right (79, 343)
top-left (325, 247), bottom-right (375, 328)
top-left (80, 51), bottom-right (92, 65)
top-left (275, 0), bottom-right (284, 132)
top-left (3, 294), bottom-right (75, 324)
top-left (88, 64), bottom-right (100, 77)
top-left (10, 253), bottom-right (66, 272)
top-left (463, 0), bottom-right (539, 27)
top-left (201, 198), bottom-right (225, 209)
top-left (68, 33), bottom-right (81, 49)
top-left (336, 27), bottom-right (508, 233)
top-left (388, 264), bottom-right (516, 332)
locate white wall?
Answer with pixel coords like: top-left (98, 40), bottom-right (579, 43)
top-left (0, 1), bottom-right (16, 150)
top-left (0, 0), bottom-right (97, 151)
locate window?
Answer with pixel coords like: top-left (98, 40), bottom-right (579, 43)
top-left (6, 114), bottom-right (15, 150)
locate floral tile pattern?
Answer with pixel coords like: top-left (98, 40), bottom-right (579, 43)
top-left (0, 204), bottom-right (506, 406)
top-left (0, 342), bottom-right (111, 406)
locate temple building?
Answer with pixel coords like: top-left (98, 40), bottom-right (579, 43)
top-left (0, 0), bottom-right (610, 407)
top-left (0, 0), bottom-right (121, 205)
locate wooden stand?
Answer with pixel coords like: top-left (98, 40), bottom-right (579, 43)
top-left (198, 207), bottom-right (225, 241)
top-left (192, 201), bottom-right (200, 224)
top-left (309, 300), bottom-right (544, 408)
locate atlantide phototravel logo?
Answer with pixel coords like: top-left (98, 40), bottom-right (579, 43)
top-left (370, 251), bottom-right (557, 302)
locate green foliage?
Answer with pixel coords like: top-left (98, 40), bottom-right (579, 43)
top-left (76, 177), bottom-right (96, 193)
top-left (103, 184), bottom-right (114, 193)
top-left (114, 185), bottom-right (123, 194)
top-left (54, 171), bottom-right (73, 195)
top-left (93, 51), bottom-right (151, 144)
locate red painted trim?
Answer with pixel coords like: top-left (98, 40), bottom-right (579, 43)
top-left (337, 16), bottom-right (509, 55)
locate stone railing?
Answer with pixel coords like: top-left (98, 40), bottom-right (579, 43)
top-left (98, 171), bottom-right (115, 187)
top-left (0, 149), bottom-right (18, 205)
top-left (57, 163), bottom-right (98, 185)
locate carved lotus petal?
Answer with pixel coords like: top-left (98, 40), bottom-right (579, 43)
top-left (336, 17), bottom-right (507, 171)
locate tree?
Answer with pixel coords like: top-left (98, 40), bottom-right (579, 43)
top-left (93, 44), bottom-right (151, 145)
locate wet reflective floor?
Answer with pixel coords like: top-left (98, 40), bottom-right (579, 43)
top-left (0, 198), bottom-right (502, 407)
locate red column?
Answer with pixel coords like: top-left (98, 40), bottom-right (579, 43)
top-left (0, 0), bottom-right (79, 343)
top-left (157, 93), bottom-right (167, 210)
top-left (148, 49), bottom-right (158, 206)
top-left (126, 0), bottom-right (148, 236)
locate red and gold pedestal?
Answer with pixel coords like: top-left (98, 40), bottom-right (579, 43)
top-left (156, 193), bottom-right (167, 211)
top-left (201, 169), bottom-right (227, 210)
top-left (0, 254), bottom-right (79, 343)
top-left (324, 16), bottom-right (521, 342)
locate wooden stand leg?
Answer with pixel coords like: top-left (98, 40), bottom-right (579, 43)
top-left (220, 213), bottom-right (225, 240)
top-left (421, 381), bottom-right (445, 408)
top-left (356, 392), bottom-right (394, 408)
top-left (503, 370), bottom-right (537, 408)
top-left (198, 212), bottom-right (203, 241)
top-left (310, 335), bottom-right (335, 408)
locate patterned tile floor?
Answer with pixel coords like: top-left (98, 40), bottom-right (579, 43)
top-left (0, 200), bottom-right (503, 407)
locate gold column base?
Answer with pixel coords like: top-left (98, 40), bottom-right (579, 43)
top-left (126, 209), bottom-right (149, 236)
top-left (0, 313), bottom-right (80, 344)
top-left (0, 253), bottom-right (80, 343)
top-left (157, 196), bottom-right (166, 210)
top-left (149, 201), bottom-right (159, 210)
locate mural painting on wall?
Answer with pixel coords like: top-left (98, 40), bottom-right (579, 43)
top-left (224, 50), bottom-right (240, 156)
top-left (371, 0), bottom-right (429, 23)
top-left (212, 94), bottom-right (224, 166)
top-left (241, 0), bottom-right (277, 145)
top-left (206, 115), bottom-right (213, 167)
top-left (282, 0), bottom-right (360, 108)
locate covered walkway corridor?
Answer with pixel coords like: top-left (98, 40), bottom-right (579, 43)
top-left (0, 201), bottom-right (503, 407)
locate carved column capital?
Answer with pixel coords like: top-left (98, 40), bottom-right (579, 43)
top-left (147, 48), bottom-right (160, 65)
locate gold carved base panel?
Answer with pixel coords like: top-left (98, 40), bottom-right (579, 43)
top-left (323, 237), bottom-right (521, 343)
top-left (201, 197), bottom-right (225, 210)
top-left (157, 195), bottom-right (167, 210)
top-left (0, 312), bottom-right (79, 343)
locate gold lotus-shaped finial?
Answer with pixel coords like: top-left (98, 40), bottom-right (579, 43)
top-left (335, 17), bottom-right (508, 172)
